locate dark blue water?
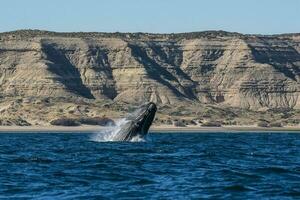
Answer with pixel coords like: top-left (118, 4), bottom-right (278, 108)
top-left (0, 132), bottom-right (300, 199)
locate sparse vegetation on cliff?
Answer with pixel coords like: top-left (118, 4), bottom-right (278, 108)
top-left (50, 117), bottom-right (115, 126)
top-left (0, 30), bottom-right (299, 127)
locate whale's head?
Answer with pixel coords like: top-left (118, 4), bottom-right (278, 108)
top-left (116, 102), bottom-right (157, 141)
top-left (130, 102), bottom-right (157, 135)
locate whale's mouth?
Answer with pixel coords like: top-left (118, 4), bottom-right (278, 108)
top-left (117, 102), bottom-right (157, 141)
top-left (138, 103), bottom-right (157, 136)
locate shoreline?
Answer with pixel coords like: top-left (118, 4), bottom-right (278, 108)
top-left (0, 125), bottom-right (299, 133)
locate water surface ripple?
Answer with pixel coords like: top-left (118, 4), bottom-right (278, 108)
top-left (0, 132), bottom-right (300, 199)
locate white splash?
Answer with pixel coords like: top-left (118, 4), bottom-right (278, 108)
top-left (90, 118), bottom-right (145, 142)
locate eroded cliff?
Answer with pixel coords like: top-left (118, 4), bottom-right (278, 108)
top-left (0, 30), bottom-right (299, 126)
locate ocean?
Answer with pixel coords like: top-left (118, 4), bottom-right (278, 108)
top-left (0, 132), bottom-right (299, 199)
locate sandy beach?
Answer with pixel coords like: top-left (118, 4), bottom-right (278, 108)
top-left (0, 125), bottom-right (299, 133)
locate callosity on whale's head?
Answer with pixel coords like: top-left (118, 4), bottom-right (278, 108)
top-left (114, 102), bottom-right (157, 141)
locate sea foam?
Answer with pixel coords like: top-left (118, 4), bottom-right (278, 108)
top-left (90, 118), bottom-right (145, 142)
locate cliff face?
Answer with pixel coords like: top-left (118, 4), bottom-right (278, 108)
top-left (0, 30), bottom-right (299, 125)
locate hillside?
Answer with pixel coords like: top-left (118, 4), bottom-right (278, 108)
top-left (0, 30), bottom-right (299, 126)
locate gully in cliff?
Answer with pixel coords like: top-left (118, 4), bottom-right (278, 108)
top-left (112, 102), bottom-right (157, 141)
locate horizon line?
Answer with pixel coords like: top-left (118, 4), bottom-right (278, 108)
top-left (1, 29), bottom-right (300, 36)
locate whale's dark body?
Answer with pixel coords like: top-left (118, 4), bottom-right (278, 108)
top-left (113, 102), bottom-right (157, 141)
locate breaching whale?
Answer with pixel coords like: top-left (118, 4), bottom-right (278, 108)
top-left (112, 102), bottom-right (157, 141)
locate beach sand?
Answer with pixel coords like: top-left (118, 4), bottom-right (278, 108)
top-left (0, 125), bottom-right (299, 133)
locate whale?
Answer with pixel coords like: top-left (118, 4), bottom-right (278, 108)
top-left (112, 102), bottom-right (157, 141)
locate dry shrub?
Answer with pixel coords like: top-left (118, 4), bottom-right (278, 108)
top-left (201, 121), bottom-right (222, 127)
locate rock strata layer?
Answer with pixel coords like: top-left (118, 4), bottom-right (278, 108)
top-left (0, 30), bottom-right (299, 125)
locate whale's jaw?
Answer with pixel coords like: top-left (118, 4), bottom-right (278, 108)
top-left (115, 102), bottom-right (157, 141)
